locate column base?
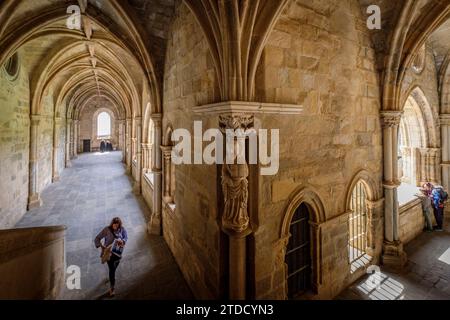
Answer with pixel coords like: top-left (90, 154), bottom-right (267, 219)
top-left (381, 241), bottom-right (407, 271)
top-left (65, 161), bottom-right (72, 168)
top-left (52, 175), bottom-right (60, 183)
top-left (126, 166), bottom-right (132, 175)
top-left (148, 213), bottom-right (162, 235)
top-left (28, 194), bottom-right (42, 210)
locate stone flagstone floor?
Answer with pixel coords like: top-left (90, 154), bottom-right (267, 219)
top-left (337, 220), bottom-right (450, 300)
top-left (16, 151), bottom-right (193, 300)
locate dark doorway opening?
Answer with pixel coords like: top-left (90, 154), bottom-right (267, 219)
top-left (83, 139), bottom-right (91, 153)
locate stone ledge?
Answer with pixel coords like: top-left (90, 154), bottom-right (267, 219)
top-left (399, 198), bottom-right (421, 215)
top-left (0, 226), bottom-right (66, 263)
top-left (192, 101), bottom-right (303, 115)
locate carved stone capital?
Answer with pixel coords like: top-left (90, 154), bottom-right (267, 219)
top-left (151, 113), bottom-right (162, 127)
top-left (141, 143), bottom-right (152, 150)
top-left (419, 147), bottom-right (440, 157)
top-left (219, 114), bottom-right (254, 133)
top-left (380, 111), bottom-right (402, 128)
top-left (160, 145), bottom-right (172, 158)
top-left (439, 114), bottom-right (450, 126)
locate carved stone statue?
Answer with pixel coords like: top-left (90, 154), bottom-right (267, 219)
top-left (221, 160), bottom-right (250, 234)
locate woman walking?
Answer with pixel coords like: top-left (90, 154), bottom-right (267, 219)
top-left (95, 217), bottom-right (128, 297)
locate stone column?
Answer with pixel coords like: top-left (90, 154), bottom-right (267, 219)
top-left (52, 118), bottom-right (62, 182)
top-left (28, 115), bottom-right (42, 210)
top-left (429, 149), bottom-right (440, 184)
top-left (73, 120), bottom-right (79, 159)
top-left (380, 111), bottom-right (406, 270)
top-left (419, 148), bottom-right (441, 185)
top-left (161, 146), bottom-right (174, 203)
top-left (70, 119), bottom-right (75, 159)
top-left (65, 119), bottom-right (72, 168)
top-left (366, 199), bottom-right (385, 258)
top-left (133, 118), bottom-right (142, 194)
top-left (219, 114), bottom-right (254, 300)
top-left (118, 120), bottom-right (126, 161)
top-left (141, 143), bottom-right (152, 174)
top-left (149, 114), bottom-right (163, 235)
top-left (125, 118), bottom-right (132, 173)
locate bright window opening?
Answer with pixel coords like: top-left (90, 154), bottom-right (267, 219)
top-left (97, 112), bottom-right (111, 139)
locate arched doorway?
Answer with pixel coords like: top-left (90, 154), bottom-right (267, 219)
top-left (285, 203), bottom-right (313, 299)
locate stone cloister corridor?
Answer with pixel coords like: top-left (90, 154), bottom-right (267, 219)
top-left (16, 151), bottom-right (192, 300)
top-left (2, 0), bottom-right (450, 304)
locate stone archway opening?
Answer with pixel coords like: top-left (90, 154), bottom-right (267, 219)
top-left (397, 89), bottom-right (438, 206)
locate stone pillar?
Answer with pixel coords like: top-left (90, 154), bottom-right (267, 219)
top-left (73, 120), bottom-right (79, 159)
top-left (419, 148), bottom-right (441, 185)
top-left (133, 118), bottom-right (142, 195)
top-left (219, 114), bottom-right (254, 300)
top-left (141, 143), bottom-right (152, 174)
top-left (70, 119), bottom-right (75, 159)
top-left (161, 146), bottom-right (174, 203)
top-left (380, 111), bottom-right (406, 270)
top-left (366, 199), bottom-right (384, 258)
top-left (118, 120), bottom-right (126, 161)
top-left (125, 118), bottom-right (132, 173)
top-left (149, 114), bottom-right (163, 235)
top-left (65, 119), bottom-right (72, 168)
top-left (430, 149), bottom-right (440, 184)
top-left (28, 115), bottom-right (42, 210)
top-left (52, 118), bottom-right (62, 182)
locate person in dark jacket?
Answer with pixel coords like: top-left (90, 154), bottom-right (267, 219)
top-left (100, 140), bottom-right (106, 153)
top-left (431, 185), bottom-right (448, 231)
top-left (94, 217), bottom-right (128, 297)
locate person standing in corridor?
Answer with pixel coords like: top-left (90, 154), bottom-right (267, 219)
top-left (94, 217), bottom-right (128, 297)
top-left (431, 185), bottom-right (448, 231)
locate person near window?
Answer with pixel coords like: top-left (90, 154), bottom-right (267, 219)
top-left (431, 185), bottom-right (448, 232)
top-left (100, 140), bottom-right (106, 153)
top-left (94, 217), bottom-right (128, 297)
top-left (417, 184), bottom-right (434, 232)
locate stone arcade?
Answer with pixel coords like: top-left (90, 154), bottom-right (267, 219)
top-left (1, 0), bottom-right (450, 300)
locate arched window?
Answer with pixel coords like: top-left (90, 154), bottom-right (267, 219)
top-left (397, 90), bottom-right (432, 205)
top-left (97, 112), bottom-right (111, 138)
top-left (285, 203), bottom-right (312, 299)
top-left (348, 181), bottom-right (369, 269)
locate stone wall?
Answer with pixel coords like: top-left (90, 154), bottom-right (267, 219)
top-left (162, 2), bottom-right (222, 299)
top-left (0, 54), bottom-right (30, 228)
top-left (37, 95), bottom-right (54, 193)
top-left (78, 100), bottom-right (119, 152)
top-left (0, 226), bottom-right (66, 299)
top-left (253, 0), bottom-right (384, 299)
top-left (142, 175), bottom-right (154, 213)
top-left (399, 199), bottom-right (426, 244)
top-left (56, 121), bottom-right (66, 177)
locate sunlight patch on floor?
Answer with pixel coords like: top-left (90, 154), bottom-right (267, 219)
top-left (438, 248), bottom-right (450, 265)
top-left (356, 272), bottom-right (405, 300)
